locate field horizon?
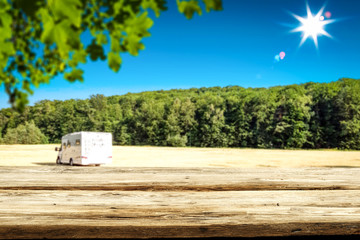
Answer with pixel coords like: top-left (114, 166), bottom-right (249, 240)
top-left (0, 144), bottom-right (359, 168)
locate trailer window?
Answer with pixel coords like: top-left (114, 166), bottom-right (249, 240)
top-left (67, 141), bottom-right (71, 148)
top-left (63, 142), bottom-right (66, 149)
top-left (76, 139), bottom-right (80, 145)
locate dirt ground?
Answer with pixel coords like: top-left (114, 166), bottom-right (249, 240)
top-left (0, 144), bottom-right (359, 168)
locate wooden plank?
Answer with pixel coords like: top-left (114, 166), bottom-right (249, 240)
top-left (1, 167), bottom-right (360, 239)
top-left (0, 166), bottom-right (359, 191)
top-left (1, 190), bottom-right (360, 238)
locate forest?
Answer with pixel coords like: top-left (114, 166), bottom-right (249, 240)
top-left (0, 78), bottom-right (359, 149)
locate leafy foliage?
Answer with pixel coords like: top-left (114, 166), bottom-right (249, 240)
top-left (166, 133), bottom-right (188, 147)
top-left (0, 0), bottom-right (223, 111)
top-left (1, 78), bottom-right (360, 149)
top-left (2, 121), bottom-right (48, 144)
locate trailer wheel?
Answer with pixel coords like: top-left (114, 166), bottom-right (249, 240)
top-left (69, 159), bottom-right (74, 166)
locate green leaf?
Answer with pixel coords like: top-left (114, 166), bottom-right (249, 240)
top-left (69, 48), bottom-right (87, 67)
top-left (113, 0), bottom-right (125, 15)
top-left (64, 68), bottom-right (84, 82)
top-left (125, 12), bottom-right (153, 38)
top-left (86, 39), bottom-right (106, 61)
top-left (124, 34), bottom-right (144, 56)
top-left (0, 13), bottom-right (12, 40)
top-left (123, 12), bottom-right (153, 55)
top-left (177, 0), bottom-right (202, 19)
top-left (39, 8), bottom-right (55, 44)
top-left (22, 80), bottom-right (33, 95)
top-left (110, 34), bottom-right (122, 53)
top-left (96, 33), bottom-right (108, 45)
top-left (73, 48), bottom-right (87, 63)
top-left (203, 0), bottom-right (222, 12)
top-left (0, 0), bottom-right (10, 13)
top-left (141, 0), bottom-right (162, 17)
top-left (0, 42), bottom-right (15, 56)
top-left (41, 16), bottom-right (81, 59)
top-left (48, 0), bottom-right (82, 27)
top-left (108, 52), bottom-right (122, 72)
top-left (0, 7), bottom-right (14, 70)
top-left (13, 0), bottom-right (43, 18)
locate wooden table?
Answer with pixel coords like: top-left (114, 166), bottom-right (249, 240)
top-left (0, 166), bottom-right (359, 239)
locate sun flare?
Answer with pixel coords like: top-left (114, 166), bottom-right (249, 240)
top-left (291, 4), bottom-right (335, 48)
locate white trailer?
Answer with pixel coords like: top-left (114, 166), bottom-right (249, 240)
top-left (55, 132), bottom-right (112, 166)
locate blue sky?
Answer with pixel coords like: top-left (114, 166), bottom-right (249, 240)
top-left (1, 0), bottom-right (360, 109)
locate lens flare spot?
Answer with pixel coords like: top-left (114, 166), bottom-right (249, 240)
top-left (319, 16), bottom-right (324, 21)
top-left (274, 55), bottom-right (280, 62)
top-left (325, 11), bottom-right (331, 18)
top-left (279, 51), bottom-right (286, 60)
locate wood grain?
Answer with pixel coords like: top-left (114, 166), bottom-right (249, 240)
top-left (1, 166), bottom-right (360, 239)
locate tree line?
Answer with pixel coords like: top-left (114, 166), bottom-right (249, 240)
top-left (1, 78), bottom-right (360, 149)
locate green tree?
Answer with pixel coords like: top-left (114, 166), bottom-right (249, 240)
top-left (245, 88), bottom-right (278, 148)
top-left (129, 96), bottom-right (166, 145)
top-left (0, 0), bottom-right (222, 111)
top-left (88, 94), bottom-right (110, 131)
top-left (164, 98), bottom-right (183, 145)
top-left (195, 93), bottom-right (227, 147)
top-left (3, 121), bottom-right (48, 144)
top-left (178, 97), bottom-right (197, 146)
top-left (113, 94), bottom-right (137, 145)
top-left (163, 97), bottom-right (195, 147)
top-left (335, 79), bottom-right (360, 149)
top-left (30, 100), bottom-right (61, 142)
top-left (223, 89), bottom-right (251, 147)
top-left (1, 78), bottom-right (360, 149)
top-left (272, 85), bottom-right (312, 148)
top-left (306, 81), bottom-right (342, 148)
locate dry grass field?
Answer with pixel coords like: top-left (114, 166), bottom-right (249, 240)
top-left (0, 144), bottom-right (359, 168)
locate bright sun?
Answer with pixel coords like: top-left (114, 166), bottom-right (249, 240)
top-left (291, 4), bottom-right (335, 48)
